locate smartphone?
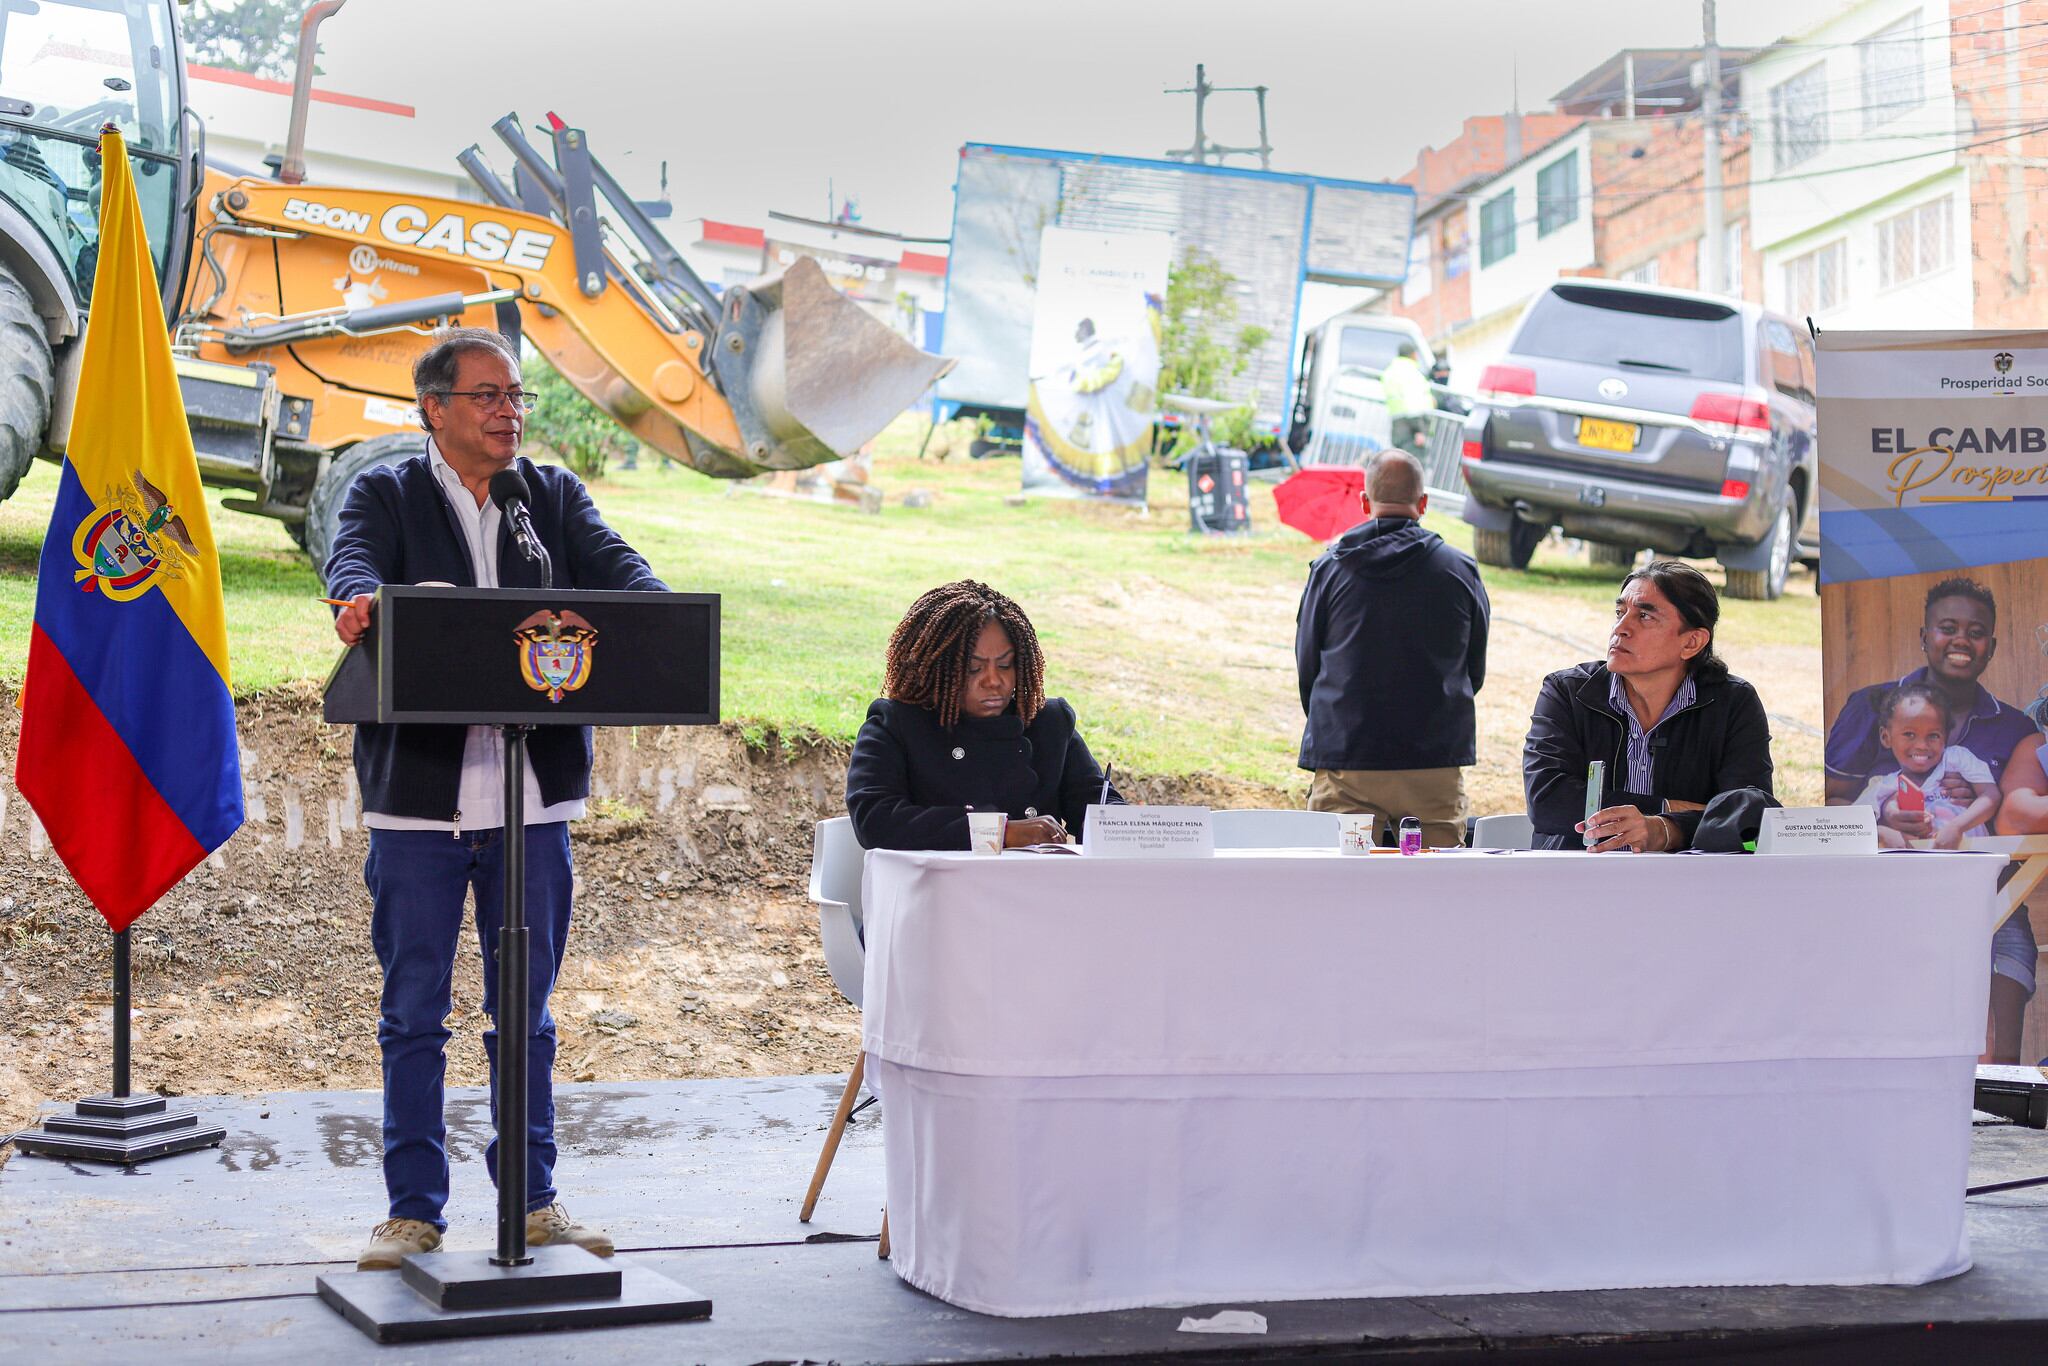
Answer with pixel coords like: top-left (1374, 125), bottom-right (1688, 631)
top-left (1584, 760), bottom-right (1605, 848)
top-left (1895, 774), bottom-right (1926, 813)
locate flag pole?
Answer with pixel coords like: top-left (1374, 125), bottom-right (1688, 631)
top-left (11, 921), bottom-right (221, 1164)
top-left (112, 928), bottom-right (130, 1099)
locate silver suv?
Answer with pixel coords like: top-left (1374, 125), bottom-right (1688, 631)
top-left (1459, 279), bottom-right (1818, 600)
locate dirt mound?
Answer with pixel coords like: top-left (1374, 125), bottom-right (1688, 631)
top-left (0, 686), bottom-right (1291, 1141)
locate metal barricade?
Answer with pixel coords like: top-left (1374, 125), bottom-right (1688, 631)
top-left (1417, 409), bottom-right (1468, 514)
top-left (1299, 368), bottom-right (1390, 469)
top-left (1299, 365), bottom-right (1469, 512)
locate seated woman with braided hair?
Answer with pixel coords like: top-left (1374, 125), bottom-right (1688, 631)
top-left (846, 581), bottom-right (1124, 849)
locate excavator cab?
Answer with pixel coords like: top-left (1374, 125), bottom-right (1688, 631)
top-left (0, 0), bottom-right (193, 318)
top-left (0, 0), bottom-right (197, 501)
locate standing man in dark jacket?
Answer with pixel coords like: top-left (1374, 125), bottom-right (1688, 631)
top-left (325, 328), bottom-right (667, 1271)
top-left (1295, 451), bottom-right (1489, 846)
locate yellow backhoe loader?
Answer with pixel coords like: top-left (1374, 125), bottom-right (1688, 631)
top-left (0, 0), bottom-right (949, 567)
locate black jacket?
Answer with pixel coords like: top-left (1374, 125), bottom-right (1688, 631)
top-left (1523, 661), bottom-right (1774, 850)
top-left (845, 697), bottom-right (1122, 850)
top-left (323, 453), bottom-right (666, 820)
top-left (1295, 518), bottom-right (1489, 770)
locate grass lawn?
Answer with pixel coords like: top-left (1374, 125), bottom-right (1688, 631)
top-left (0, 419), bottom-right (1824, 796)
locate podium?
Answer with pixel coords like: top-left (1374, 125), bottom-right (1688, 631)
top-left (315, 585), bottom-right (718, 1343)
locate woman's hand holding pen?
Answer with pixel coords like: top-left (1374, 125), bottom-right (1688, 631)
top-left (1006, 816), bottom-right (1070, 847)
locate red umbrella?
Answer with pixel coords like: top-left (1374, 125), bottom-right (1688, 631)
top-left (1273, 466), bottom-right (1367, 542)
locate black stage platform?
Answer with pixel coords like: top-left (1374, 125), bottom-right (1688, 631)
top-left (3, 1074), bottom-right (2046, 1363)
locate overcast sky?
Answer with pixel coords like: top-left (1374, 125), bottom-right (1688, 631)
top-left (300, 0), bottom-right (1852, 235)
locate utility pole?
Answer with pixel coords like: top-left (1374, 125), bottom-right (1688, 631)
top-left (1702, 0), bottom-right (1726, 295)
top-left (1165, 65), bottom-right (1273, 169)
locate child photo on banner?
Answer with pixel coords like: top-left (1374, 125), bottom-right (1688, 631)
top-left (1816, 329), bottom-right (2048, 1065)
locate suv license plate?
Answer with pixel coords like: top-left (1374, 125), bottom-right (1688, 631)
top-left (1578, 417), bottom-right (1638, 452)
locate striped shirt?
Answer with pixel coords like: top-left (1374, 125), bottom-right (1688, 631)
top-left (1607, 671), bottom-right (1698, 796)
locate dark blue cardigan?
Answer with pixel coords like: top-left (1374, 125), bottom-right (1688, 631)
top-left (323, 453), bottom-right (666, 821)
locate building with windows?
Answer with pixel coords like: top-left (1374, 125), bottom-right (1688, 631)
top-left (1742, 0), bottom-right (1976, 328)
top-left (1742, 0), bottom-right (2048, 332)
top-left (686, 215), bottom-right (947, 345)
top-left (1392, 112), bottom-right (1582, 355)
top-left (1389, 49), bottom-right (1756, 387)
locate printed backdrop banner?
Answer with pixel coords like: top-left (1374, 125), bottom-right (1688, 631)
top-left (1021, 227), bottom-right (1169, 504)
top-left (1815, 328), bottom-right (2048, 1063)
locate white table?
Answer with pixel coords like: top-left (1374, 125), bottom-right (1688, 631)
top-left (859, 848), bottom-right (2002, 1317)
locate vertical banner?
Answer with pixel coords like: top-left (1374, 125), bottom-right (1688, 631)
top-left (1021, 227), bottom-right (1169, 503)
top-left (1815, 328), bottom-right (2048, 1063)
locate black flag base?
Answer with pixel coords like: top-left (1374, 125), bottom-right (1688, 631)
top-left (13, 1093), bottom-right (225, 1165)
top-left (316, 1245), bottom-right (712, 1343)
top-left (13, 930), bottom-right (225, 1165)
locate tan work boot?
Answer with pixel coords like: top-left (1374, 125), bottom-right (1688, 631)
top-left (357, 1217), bottom-right (442, 1270)
top-left (526, 1201), bottom-right (614, 1257)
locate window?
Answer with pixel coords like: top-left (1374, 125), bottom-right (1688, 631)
top-left (1537, 152), bottom-right (1579, 236)
top-left (1480, 189), bottom-right (1516, 267)
top-left (1694, 222), bottom-right (1743, 296)
top-left (1337, 327), bottom-right (1410, 371)
top-left (1860, 11), bottom-right (1925, 130)
top-left (1619, 259), bottom-right (1660, 286)
top-left (1783, 240), bottom-right (1846, 317)
top-left (1760, 318), bottom-right (1814, 405)
top-left (1876, 197), bottom-right (1953, 288)
top-left (1513, 285), bottom-right (1746, 383)
top-left (1771, 63), bottom-right (1829, 171)
top-left (1401, 229), bottom-right (1433, 305)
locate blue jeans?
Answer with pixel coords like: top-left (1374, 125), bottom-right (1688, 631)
top-left (365, 824), bottom-right (573, 1228)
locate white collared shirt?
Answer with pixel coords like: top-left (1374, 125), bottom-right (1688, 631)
top-left (361, 440), bottom-right (586, 832)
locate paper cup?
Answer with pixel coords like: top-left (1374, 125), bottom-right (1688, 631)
top-left (1338, 813), bottom-right (1376, 855)
top-left (967, 811), bottom-right (1008, 855)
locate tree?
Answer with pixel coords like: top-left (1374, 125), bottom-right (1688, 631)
top-left (522, 354), bottom-right (637, 481)
top-left (1157, 248), bottom-right (1271, 454)
top-left (185, 1), bottom-right (307, 84)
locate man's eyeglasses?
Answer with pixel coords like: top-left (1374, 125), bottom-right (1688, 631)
top-left (434, 388), bottom-right (539, 414)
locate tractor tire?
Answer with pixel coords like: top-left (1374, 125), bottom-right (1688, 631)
top-left (0, 265), bottom-right (54, 505)
top-left (303, 432), bottom-right (429, 578)
top-left (1586, 542), bottom-right (1642, 570)
top-left (1473, 519), bottom-right (1544, 571)
top-left (1723, 504), bottom-right (1795, 603)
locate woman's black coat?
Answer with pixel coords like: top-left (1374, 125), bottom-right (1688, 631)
top-left (845, 697), bottom-right (1121, 850)
top-left (1523, 661), bottom-right (1774, 850)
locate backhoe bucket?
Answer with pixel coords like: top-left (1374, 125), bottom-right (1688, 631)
top-left (710, 256), bottom-right (955, 472)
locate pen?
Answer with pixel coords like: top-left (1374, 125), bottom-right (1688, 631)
top-left (1099, 762), bottom-right (1113, 806)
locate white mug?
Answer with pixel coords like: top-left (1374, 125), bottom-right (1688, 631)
top-left (1338, 813), bottom-right (1376, 855)
top-left (967, 811), bottom-right (1008, 855)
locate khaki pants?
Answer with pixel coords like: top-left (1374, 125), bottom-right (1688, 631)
top-left (1309, 767), bottom-right (1467, 848)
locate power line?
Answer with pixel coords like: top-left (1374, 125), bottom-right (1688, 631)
top-left (1437, 111), bottom-right (2048, 214)
top-left (1422, 117), bottom-right (2048, 252)
top-left (1610, 9), bottom-right (2048, 106)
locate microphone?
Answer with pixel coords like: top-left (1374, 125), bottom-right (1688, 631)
top-left (488, 468), bottom-right (553, 589)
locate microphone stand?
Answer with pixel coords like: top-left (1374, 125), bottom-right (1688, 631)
top-left (493, 496), bottom-right (550, 1267)
top-left (506, 502), bottom-right (553, 590)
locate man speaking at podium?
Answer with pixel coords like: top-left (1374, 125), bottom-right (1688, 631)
top-left (325, 328), bottom-right (666, 1270)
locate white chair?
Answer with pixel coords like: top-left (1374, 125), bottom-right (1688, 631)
top-left (1471, 812), bottom-right (1534, 850)
top-left (1210, 808), bottom-right (1341, 850)
top-left (802, 816), bottom-right (871, 1221)
top-left (810, 816), bottom-right (866, 1009)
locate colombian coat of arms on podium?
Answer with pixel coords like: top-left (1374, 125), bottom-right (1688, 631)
top-left (514, 609), bottom-right (598, 703)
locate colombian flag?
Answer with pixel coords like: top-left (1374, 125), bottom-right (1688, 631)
top-left (14, 128), bottom-right (243, 931)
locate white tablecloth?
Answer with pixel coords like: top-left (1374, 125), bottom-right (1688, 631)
top-left (860, 848), bottom-right (2002, 1316)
